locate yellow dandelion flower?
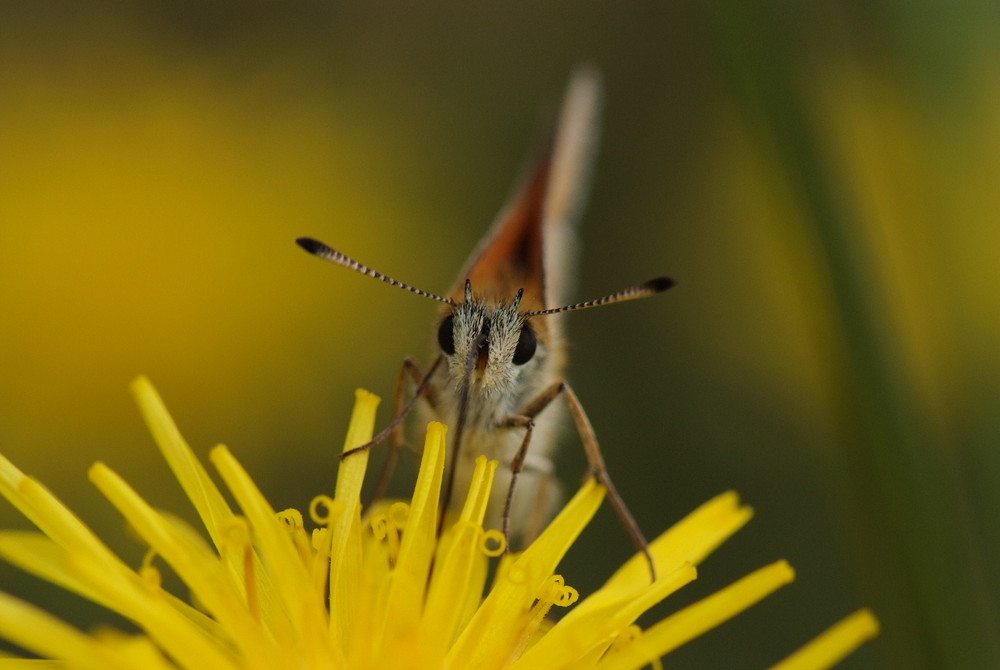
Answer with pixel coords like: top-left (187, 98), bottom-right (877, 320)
top-left (0, 378), bottom-right (878, 669)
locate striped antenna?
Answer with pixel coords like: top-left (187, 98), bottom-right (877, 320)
top-left (297, 237), bottom-right (455, 305)
top-left (523, 277), bottom-right (675, 317)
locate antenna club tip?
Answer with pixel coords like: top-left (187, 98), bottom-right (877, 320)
top-left (296, 237), bottom-right (324, 255)
top-left (648, 277), bottom-right (676, 293)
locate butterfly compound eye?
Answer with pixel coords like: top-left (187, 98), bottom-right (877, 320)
top-left (437, 314), bottom-right (456, 355)
top-left (512, 323), bottom-right (537, 365)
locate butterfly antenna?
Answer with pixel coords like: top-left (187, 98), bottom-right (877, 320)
top-left (524, 277), bottom-right (675, 317)
top-left (297, 237), bottom-right (455, 305)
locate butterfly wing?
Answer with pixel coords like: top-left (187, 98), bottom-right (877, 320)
top-left (454, 68), bottom-right (603, 320)
top-left (541, 67), bottom-right (602, 313)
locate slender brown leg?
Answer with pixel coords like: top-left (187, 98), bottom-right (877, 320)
top-left (342, 355), bottom-right (442, 460)
top-left (368, 356), bottom-right (434, 502)
top-left (502, 380), bottom-right (657, 582)
top-left (500, 381), bottom-right (572, 545)
top-left (499, 414), bottom-right (535, 543)
top-left (560, 382), bottom-right (656, 581)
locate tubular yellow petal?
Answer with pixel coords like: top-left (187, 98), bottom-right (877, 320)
top-left (593, 491), bottom-right (753, 605)
top-left (0, 531), bottom-right (117, 612)
top-left (130, 377), bottom-right (237, 550)
top-left (0, 459), bottom-right (124, 571)
top-left (512, 563), bottom-right (697, 670)
top-left (130, 384), bottom-right (284, 636)
top-left (377, 422), bottom-right (447, 651)
top-left (346, 502), bottom-right (393, 667)
top-left (87, 461), bottom-right (267, 667)
top-left (597, 560), bottom-right (796, 670)
top-left (447, 478), bottom-right (605, 669)
top-left (515, 477), bottom-right (605, 584)
top-left (0, 453), bottom-right (47, 535)
top-left (0, 528), bottom-right (77, 582)
top-left (328, 389), bottom-right (379, 655)
top-left (0, 592), bottom-right (133, 670)
top-left (67, 548), bottom-right (242, 670)
top-left (421, 457), bottom-right (497, 661)
top-left (131, 377), bottom-right (283, 649)
top-left (0, 532), bottom-right (228, 655)
top-left (209, 446), bottom-right (334, 667)
top-left (392, 422), bottom-right (447, 587)
top-left (91, 633), bottom-right (178, 670)
top-left (767, 609), bottom-right (880, 670)
top-left (0, 472), bottom-right (234, 667)
top-left (457, 455), bottom-right (497, 527)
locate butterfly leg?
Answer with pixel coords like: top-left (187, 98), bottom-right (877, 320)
top-left (500, 380), bottom-right (570, 547)
top-left (503, 380), bottom-right (656, 581)
top-left (342, 354), bottom-right (443, 459)
top-left (498, 413), bottom-right (538, 544)
top-left (368, 356), bottom-right (439, 502)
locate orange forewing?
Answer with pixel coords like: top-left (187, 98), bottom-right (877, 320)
top-left (455, 153), bottom-right (553, 315)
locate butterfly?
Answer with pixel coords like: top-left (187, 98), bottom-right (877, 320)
top-left (298, 69), bottom-right (673, 578)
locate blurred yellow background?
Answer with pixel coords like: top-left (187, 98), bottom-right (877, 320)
top-left (2, 2), bottom-right (998, 667)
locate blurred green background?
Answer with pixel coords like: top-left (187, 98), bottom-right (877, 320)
top-left (1, 2), bottom-right (998, 667)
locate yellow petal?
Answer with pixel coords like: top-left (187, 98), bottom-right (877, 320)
top-left (0, 464), bottom-right (234, 668)
top-left (448, 478), bottom-right (605, 670)
top-left (597, 560), bottom-right (795, 670)
top-left (0, 531), bottom-right (225, 652)
top-left (328, 389), bottom-right (379, 655)
top-left (377, 422), bottom-right (447, 652)
top-left (421, 456), bottom-right (497, 662)
top-left (511, 562), bottom-right (697, 669)
top-left (130, 377), bottom-right (236, 550)
top-left (767, 609), bottom-right (880, 670)
top-left (0, 531), bottom-right (109, 609)
top-left (210, 446), bottom-right (335, 667)
top-left (131, 377), bottom-right (283, 652)
top-left (0, 456), bottom-right (122, 569)
top-left (0, 592), bottom-right (131, 670)
top-left (88, 461), bottom-right (264, 668)
top-left (594, 491), bottom-right (752, 604)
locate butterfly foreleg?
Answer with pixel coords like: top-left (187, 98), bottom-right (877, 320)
top-left (501, 380), bottom-right (656, 581)
top-left (560, 381), bottom-right (656, 581)
top-left (499, 381), bottom-right (566, 547)
top-left (368, 356), bottom-right (440, 502)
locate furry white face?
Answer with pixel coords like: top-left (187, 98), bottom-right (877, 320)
top-left (435, 292), bottom-right (543, 404)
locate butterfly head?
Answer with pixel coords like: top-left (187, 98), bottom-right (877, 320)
top-left (436, 281), bottom-right (547, 398)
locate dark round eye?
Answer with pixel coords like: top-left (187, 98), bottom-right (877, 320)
top-left (437, 314), bottom-right (456, 355)
top-left (512, 323), bottom-right (537, 365)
